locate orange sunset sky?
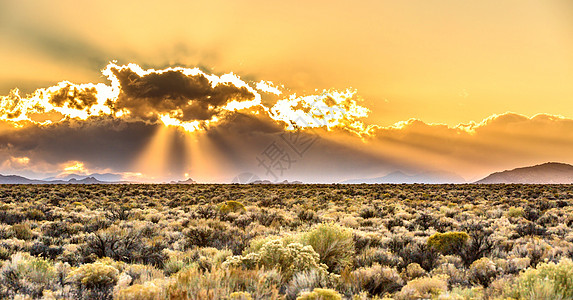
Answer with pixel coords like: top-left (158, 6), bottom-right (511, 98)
top-left (1, 0), bottom-right (572, 183)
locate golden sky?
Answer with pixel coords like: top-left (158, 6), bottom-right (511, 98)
top-left (0, 0), bottom-right (572, 182)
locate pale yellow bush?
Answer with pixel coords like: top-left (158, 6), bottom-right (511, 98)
top-left (395, 275), bottom-right (448, 300)
top-left (116, 279), bottom-right (167, 300)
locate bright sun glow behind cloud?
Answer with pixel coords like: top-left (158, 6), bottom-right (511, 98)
top-left (0, 63), bottom-right (374, 136)
top-left (62, 161), bottom-right (87, 174)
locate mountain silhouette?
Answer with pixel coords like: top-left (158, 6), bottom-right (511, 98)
top-left (342, 171), bottom-right (465, 184)
top-left (475, 162), bottom-right (573, 184)
top-left (0, 174), bottom-right (112, 184)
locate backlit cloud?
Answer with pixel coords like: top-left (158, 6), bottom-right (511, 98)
top-left (1, 156), bottom-right (30, 170)
top-left (0, 63), bottom-right (371, 135)
top-left (270, 89), bottom-right (374, 136)
top-left (62, 161), bottom-right (88, 174)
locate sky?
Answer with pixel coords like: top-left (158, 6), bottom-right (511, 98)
top-left (0, 0), bottom-right (572, 183)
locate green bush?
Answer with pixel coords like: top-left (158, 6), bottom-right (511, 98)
top-left (427, 231), bottom-right (469, 255)
top-left (243, 235), bottom-right (297, 255)
top-left (0, 252), bottom-right (56, 298)
top-left (163, 258), bottom-right (187, 276)
top-left (504, 258), bottom-right (573, 299)
top-left (229, 291), bottom-right (253, 300)
top-left (224, 239), bottom-right (327, 281)
top-left (296, 288), bottom-right (342, 300)
top-left (67, 262), bottom-right (119, 288)
top-left (507, 206), bottom-right (525, 218)
top-left (260, 241), bottom-right (323, 276)
top-left (220, 201), bottom-right (247, 214)
top-left (300, 223), bottom-right (355, 273)
top-left (67, 261), bottom-right (119, 299)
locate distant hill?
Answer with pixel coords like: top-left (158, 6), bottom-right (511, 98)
top-left (43, 173), bottom-right (123, 182)
top-left (342, 171), bottom-right (465, 184)
top-left (249, 180), bottom-right (303, 184)
top-left (230, 173), bottom-right (302, 184)
top-left (0, 174), bottom-right (114, 184)
top-left (67, 177), bottom-right (106, 184)
top-left (169, 178), bottom-right (197, 184)
top-left (0, 174), bottom-right (45, 184)
top-left (475, 162), bottom-right (573, 184)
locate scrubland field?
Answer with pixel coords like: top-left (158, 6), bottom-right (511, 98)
top-left (0, 184), bottom-right (572, 299)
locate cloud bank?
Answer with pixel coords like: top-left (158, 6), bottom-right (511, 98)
top-left (1, 63), bottom-right (572, 182)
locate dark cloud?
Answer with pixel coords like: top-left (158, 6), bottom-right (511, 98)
top-left (49, 84), bottom-right (98, 110)
top-left (109, 67), bottom-right (256, 121)
top-left (0, 116), bottom-right (157, 172)
top-left (214, 109), bottom-right (286, 135)
top-left (204, 111), bottom-right (287, 170)
top-left (367, 113), bottom-right (573, 179)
